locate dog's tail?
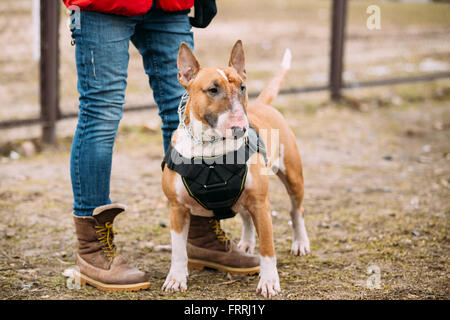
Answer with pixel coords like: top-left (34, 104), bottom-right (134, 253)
top-left (256, 48), bottom-right (291, 105)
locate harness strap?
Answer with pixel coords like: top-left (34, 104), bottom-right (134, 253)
top-left (161, 127), bottom-right (267, 220)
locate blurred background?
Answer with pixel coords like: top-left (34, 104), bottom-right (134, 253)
top-left (0, 0), bottom-right (449, 143)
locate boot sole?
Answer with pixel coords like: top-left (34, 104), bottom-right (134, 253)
top-left (79, 273), bottom-right (150, 292)
top-left (188, 258), bottom-right (260, 275)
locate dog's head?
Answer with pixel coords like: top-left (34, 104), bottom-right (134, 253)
top-left (177, 40), bottom-right (249, 141)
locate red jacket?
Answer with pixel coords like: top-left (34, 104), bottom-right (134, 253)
top-left (63, 0), bottom-right (194, 17)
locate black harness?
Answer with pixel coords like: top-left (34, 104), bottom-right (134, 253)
top-left (161, 127), bottom-right (267, 220)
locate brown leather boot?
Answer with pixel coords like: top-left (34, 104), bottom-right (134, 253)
top-left (187, 215), bottom-right (260, 275)
top-left (73, 203), bottom-right (150, 292)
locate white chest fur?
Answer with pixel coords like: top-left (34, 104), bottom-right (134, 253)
top-left (173, 125), bottom-right (246, 159)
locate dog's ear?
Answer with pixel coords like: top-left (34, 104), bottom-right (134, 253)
top-left (229, 40), bottom-right (246, 80)
top-left (178, 43), bottom-right (200, 87)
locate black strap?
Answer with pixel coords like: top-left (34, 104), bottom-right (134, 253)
top-left (161, 128), bottom-right (267, 220)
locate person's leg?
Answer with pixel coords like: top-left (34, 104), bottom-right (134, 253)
top-left (70, 11), bottom-right (136, 216)
top-left (131, 10), bottom-right (194, 152)
top-left (70, 11), bottom-right (150, 292)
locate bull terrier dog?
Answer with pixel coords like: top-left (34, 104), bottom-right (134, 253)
top-left (161, 40), bottom-right (309, 297)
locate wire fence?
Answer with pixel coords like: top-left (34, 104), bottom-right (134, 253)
top-left (0, 0), bottom-right (449, 143)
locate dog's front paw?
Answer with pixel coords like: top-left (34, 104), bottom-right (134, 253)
top-left (291, 238), bottom-right (310, 256)
top-left (162, 269), bottom-right (188, 292)
top-left (256, 277), bottom-right (281, 298)
top-left (257, 256), bottom-right (281, 298)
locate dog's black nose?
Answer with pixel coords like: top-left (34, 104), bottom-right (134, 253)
top-left (231, 126), bottom-right (246, 138)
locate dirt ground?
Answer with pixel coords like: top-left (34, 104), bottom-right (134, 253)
top-left (0, 80), bottom-right (449, 300)
top-left (0, 0), bottom-right (449, 300)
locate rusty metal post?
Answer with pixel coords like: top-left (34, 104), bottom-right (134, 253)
top-left (329, 0), bottom-right (347, 101)
top-left (40, 0), bottom-right (60, 144)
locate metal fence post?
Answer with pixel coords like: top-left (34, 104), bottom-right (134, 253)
top-left (40, 0), bottom-right (60, 144)
top-left (329, 0), bottom-right (347, 101)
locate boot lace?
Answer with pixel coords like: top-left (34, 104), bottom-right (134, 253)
top-left (95, 222), bottom-right (117, 260)
top-left (209, 219), bottom-right (230, 243)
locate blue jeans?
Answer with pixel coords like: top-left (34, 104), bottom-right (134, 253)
top-left (70, 9), bottom-right (193, 216)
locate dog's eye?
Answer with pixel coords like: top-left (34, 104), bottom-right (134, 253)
top-left (207, 87), bottom-right (218, 94)
top-left (240, 85), bottom-right (246, 93)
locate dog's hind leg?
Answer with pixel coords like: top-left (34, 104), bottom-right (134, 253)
top-left (238, 209), bottom-right (256, 254)
top-left (288, 205), bottom-right (310, 256)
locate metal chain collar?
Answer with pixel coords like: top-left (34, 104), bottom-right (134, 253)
top-left (177, 92), bottom-right (226, 146)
